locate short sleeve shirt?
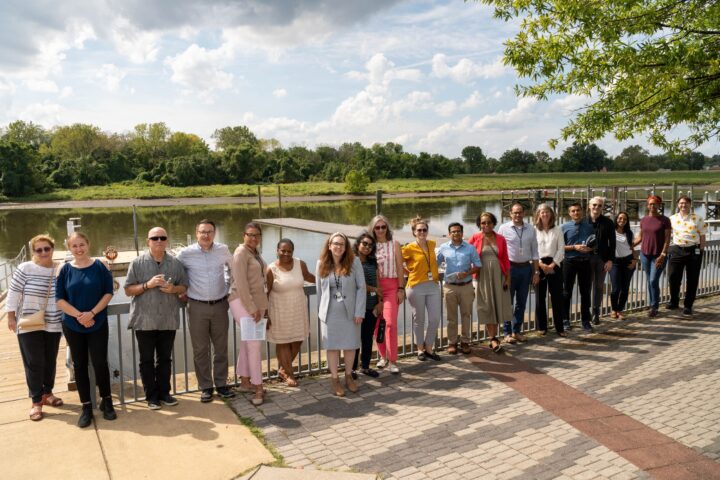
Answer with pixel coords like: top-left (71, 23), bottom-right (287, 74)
top-left (670, 213), bottom-right (706, 246)
top-left (640, 215), bottom-right (672, 256)
top-left (56, 260), bottom-right (114, 333)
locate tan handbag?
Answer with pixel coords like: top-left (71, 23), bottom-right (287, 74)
top-left (17, 270), bottom-right (54, 333)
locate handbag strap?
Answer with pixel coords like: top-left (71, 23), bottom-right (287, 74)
top-left (39, 265), bottom-right (55, 310)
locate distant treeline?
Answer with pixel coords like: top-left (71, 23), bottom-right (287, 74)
top-left (1, 121), bottom-right (718, 198)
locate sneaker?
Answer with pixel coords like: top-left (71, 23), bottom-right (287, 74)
top-left (351, 370), bottom-right (359, 380)
top-left (682, 307), bottom-right (693, 316)
top-left (388, 363), bottom-right (400, 374)
top-left (512, 333), bottom-right (525, 343)
top-left (592, 314), bottom-right (600, 326)
top-left (416, 351), bottom-right (427, 361)
top-left (460, 343), bottom-right (471, 354)
top-left (582, 325), bottom-right (594, 333)
top-left (376, 357), bottom-right (387, 369)
top-left (648, 308), bottom-right (658, 318)
top-left (200, 389), bottom-right (214, 403)
top-left (160, 394), bottom-right (178, 406)
top-left (666, 304), bottom-right (679, 311)
top-left (361, 368), bottom-right (380, 378)
top-left (504, 335), bottom-right (517, 344)
top-left (216, 386), bottom-right (236, 399)
top-left (147, 400), bottom-right (162, 410)
top-left (563, 321), bottom-right (572, 331)
top-left (99, 397), bottom-right (117, 421)
top-left (77, 403), bottom-right (94, 428)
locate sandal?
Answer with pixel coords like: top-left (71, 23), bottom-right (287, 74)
top-left (557, 331), bottom-right (568, 338)
top-left (285, 375), bottom-right (299, 387)
top-left (30, 403), bottom-right (43, 421)
top-left (490, 337), bottom-right (503, 353)
top-left (41, 393), bottom-right (64, 407)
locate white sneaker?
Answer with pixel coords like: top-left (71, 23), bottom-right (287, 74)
top-left (389, 362), bottom-right (400, 374)
top-left (376, 357), bottom-right (387, 369)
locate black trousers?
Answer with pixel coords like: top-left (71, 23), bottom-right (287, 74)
top-left (668, 245), bottom-right (703, 309)
top-left (353, 310), bottom-right (378, 370)
top-left (610, 255), bottom-right (635, 312)
top-left (536, 258), bottom-right (564, 333)
top-left (135, 330), bottom-right (176, 401)
top-left (63, 322), bottom-right (112, 404)
top-left (17, 331), bottom-right (62, 403)
top-left (562, 257), bottom-right (592, 328)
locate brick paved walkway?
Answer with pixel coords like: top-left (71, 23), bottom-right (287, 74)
top-left (229, 298), bottom-right (720, 480)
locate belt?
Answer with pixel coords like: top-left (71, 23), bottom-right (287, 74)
top-left (188, 295), bottom-right (228, 305)
top-left (672, 245), bottom-right (699, 251)
top-left (446, 281), bottom-right (472, 286)
top-left (510, 261), bottom-right (530, 267)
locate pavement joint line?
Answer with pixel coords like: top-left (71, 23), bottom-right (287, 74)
top-left (465, 344), bottom-right (720, 478)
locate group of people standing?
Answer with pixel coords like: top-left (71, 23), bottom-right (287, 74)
top-left (4, 194), bottom-right (707, 424)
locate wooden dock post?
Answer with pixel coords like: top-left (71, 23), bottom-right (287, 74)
top-left (277, 184), bottom-right (283, 218)
top-left (257, 185), bottom-right (262, 212)
top-left (671, 182), bottom-right (677, 211)
top-left (376, 189), bottom-right (383, 215)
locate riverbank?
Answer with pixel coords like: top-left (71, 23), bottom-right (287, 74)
top-left (2, 171), bottom-right (719, 210)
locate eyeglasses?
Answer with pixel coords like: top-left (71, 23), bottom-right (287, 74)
top-left (480, 222), bottom-right (493, 225)
top-left (149, 236), bottom-right (168, 242)
top-left (359, 241), bottom-right (374, 248)
top-left (244, 233), bottom-right (261, 238)
top-left (415, 228), bottom-right (428, 233)
top-left (330, 242), bottom-right (345, 247)
top-left (197, 230), bottom-right (215, 235)
top-left (374, 225), bottom-right (387, 230)
top-left (34, 246), bottom-right (53, 253)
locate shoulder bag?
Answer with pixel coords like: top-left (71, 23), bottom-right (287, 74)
top-left (17, 270), bottom-right (55, 333)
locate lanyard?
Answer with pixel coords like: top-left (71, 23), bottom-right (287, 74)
top-left (417, 240), bottom-right (433, 272)
top-left (333, 272), bottom-right (343, 294)
top-left (512, 224), bottom-right (525, 243)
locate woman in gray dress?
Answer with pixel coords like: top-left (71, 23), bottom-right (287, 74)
top-left (316, 233), bottom-right (366, 397)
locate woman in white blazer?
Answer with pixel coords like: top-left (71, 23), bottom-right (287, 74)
top-left (316, 232), bottom-right (366, 397)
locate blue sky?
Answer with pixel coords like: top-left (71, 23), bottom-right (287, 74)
top-left (1, 0), bottom-right (716, 158)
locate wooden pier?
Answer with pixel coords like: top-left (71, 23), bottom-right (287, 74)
top-left (254, 218), bottom-right (420, 244)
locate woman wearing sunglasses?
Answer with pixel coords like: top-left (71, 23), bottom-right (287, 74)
top-left (368, 215), bottom-right (405, 374)
top-left (5, 234), bottom-right (63, 421)
top-left (402, 217), bottom-right (442, 361)
top-left (56, 231), bottom-right (116, 428)
top-left (351, 231), bottom-right (383, 378)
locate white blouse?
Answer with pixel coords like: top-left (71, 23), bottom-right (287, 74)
top-left (615, 231), bottom-right (633, 258)
top-left (536, 226), bottom-right (565, 265)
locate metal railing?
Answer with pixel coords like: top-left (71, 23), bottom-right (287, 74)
top-left (0, 246), bottom-right (26, 300)
top-left (101, 239), bottom-right (720, 405)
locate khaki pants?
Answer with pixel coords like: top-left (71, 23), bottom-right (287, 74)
top-left (444, 282), bottom-right (474, 344)
top-left (187, 298), bottom-right (230, 391)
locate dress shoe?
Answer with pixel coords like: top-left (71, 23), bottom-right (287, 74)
top-left (345, 373), bottom-right (359, 393)
top-left (331, 377), bottom-right (345, 397)
top-left (201, 389), bottom-right (214, 402)
top-left (99, 397), bottom-right (117, 420)
top-left (78, 403), bottom-right (94, 428)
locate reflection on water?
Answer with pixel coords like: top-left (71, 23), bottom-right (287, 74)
top-left (0, 197), bottom-right (710, 265)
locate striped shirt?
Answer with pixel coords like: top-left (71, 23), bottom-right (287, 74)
top-left (5, 261), bottom-right (62, 334)
top-left (375, 241), bottom-right (398, 279)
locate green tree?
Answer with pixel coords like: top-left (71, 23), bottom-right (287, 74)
top-left (0, 140), bottom-right (47, 196)
top-left (496, 149), bottom-right (536, 173)
top-left (212, 126), bottom-right (259, 150)
top-left (130, 123), bottom-right (171, 163)
top-left (344, 169), bottom-right (370, 194)
top-left (613, 145), bottom-right (653, 171)
top-left (166, 132), bottom-right (209, 158)
top-left (478, 0), bottom-right (720, 151)
top-left (461, 146), bottom-right (489, 173)
top-left (1, 120), bottom-right (51, 148)
top-left (50, 123), bottom-right (108, 160)
top-left (558, 143), bottom-right (610, 172)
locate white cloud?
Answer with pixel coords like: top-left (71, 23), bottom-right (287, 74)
top-left (473, 97), bottom-right (538, 130)
top-left (432, 53), bottom-right (508, 84)
top-left (417, 116), bottom-right (472, 151)
top-left (273, 88), bottom-right (288, 98)
top-left (164, 44), bottom-right (234, 100)
top-left (111, 17), bottom-right (160, 64)
top-left (552, 94), bottom-right (590, 115)
top-left (388, 91), bottom-right (433, 117)
top-left (96, 64), bottom-right (126, 92)
top-left (59, 86), bottom-right (73, 98)
top-left (461, 91), bottom-right (483, 109)
top-left (17, 102), bottom-right (64, 126)
top-left (434, 100), bottom-right (457, 117)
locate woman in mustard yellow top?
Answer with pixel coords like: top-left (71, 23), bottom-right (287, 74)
top-left (401, 217), bottom-right (442, 361)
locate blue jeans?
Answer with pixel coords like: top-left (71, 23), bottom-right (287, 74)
top-left (640, 253), bottom-right (667, 310)
top-left (504, 264), bottom-right (532, 335)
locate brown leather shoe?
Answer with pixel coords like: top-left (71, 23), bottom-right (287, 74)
top-left (448, 344), bottom-right (458, 354)
top-left (344, 373), bottom-right (359, 393)
top-left (460, 342), bottom-right (471, 354)
top-left (331, 377), bottom-right (345, 397)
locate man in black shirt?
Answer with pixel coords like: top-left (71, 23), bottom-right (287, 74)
top-left (587, 197), bottom-right (616, 325)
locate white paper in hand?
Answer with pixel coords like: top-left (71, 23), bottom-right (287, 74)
top-left (240, 316), bottom-right (267, 341)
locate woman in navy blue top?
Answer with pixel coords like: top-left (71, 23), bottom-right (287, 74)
top-left (56, 232), bottom-right (116, 428)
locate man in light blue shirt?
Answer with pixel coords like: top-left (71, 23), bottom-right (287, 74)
top-left (437, 222), bottom-right (481, 354)
top-left (176, 219), bottom-right (234, 403)
top-left (497, 203), bottom-right (539, 343)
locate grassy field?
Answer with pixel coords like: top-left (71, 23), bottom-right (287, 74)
top-left (11, 171), bottom-right (720, 202)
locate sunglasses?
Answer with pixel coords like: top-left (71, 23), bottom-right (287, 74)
top-left (359, 241), bottom-right (374, 248)
top-left (34, 246), bottom-right (53, 253)
top-left (415, 228), bottom-right (428, 233)
top-left (374, 225), bottom-right (387, 230)
top-left (149, 236), bottom-right (168, 241)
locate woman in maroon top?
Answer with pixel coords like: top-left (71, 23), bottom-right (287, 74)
top-left (633, 195), bottom-right (671, 317)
